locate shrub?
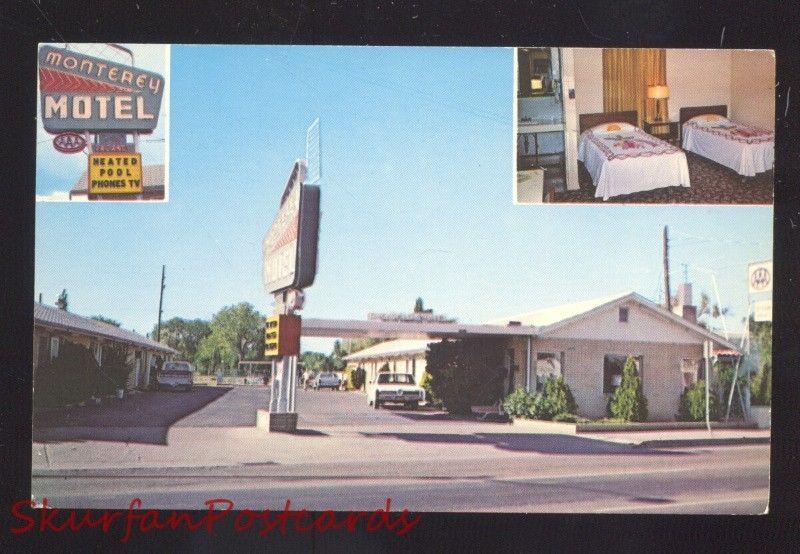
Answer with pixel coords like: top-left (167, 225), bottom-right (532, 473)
top-left (715, 361), bottom-right (746, 417)
top-left (678, 380), bottom-right (720, 421)
top-left (350, 366), bottom-right (366, 390)
top-left (34, 340), bottom-right (101, 411)
top-left (419, 371), bottom-right (440, 406)
top-left (502, 388), bottom-right (535, 418)
top-left (553, 413), bottom-right (583, 423)
top-left (607, 356), bottom-right (648, 422)
top-left (542, 376), bottom-right (577, 418)
top-left (751, 363), bottom-right (771, 406)
top-left (527, 392), bottom-right (551, 420)
top-left (98, 344), bottom-right (132, 394)
top-left (425, 338), bottom-right (506, 416)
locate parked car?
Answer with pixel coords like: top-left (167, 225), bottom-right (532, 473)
top-left (157, 361), bottom-right (194, 391)
top-left (312, 371), bottom-right (341, 390)
top-left (367, 373), bottom-right (425, 409)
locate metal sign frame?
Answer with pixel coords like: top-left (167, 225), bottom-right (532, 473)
top-left (262, 160), bottom-right (320, 294)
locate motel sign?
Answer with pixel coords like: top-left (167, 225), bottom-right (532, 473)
top-left (38, 45), bottom-right (164, 133)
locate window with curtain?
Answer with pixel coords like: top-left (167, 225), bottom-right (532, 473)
top-left (602, 48), bottom-right (667, 126)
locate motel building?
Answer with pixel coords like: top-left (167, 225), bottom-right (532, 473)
top-left (33, 302), bottom-right (177, 393)
top-left (313, 289), bottom-right (739, 421)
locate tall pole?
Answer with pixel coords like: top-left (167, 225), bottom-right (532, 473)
top-left (705, 340), bottom-right (711, 432)
top-left (156, 265), bottom-right (165, 342)
top-left (663, 226), bottom-right (671, 309)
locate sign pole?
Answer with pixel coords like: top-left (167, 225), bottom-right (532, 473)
top-left (704, 340), bottom-right (711, 432)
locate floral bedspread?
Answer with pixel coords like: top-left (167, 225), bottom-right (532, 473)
top-left (684, 121), bottom-right (773, 145)
top-left (585, 128), bottom-right (679, 161)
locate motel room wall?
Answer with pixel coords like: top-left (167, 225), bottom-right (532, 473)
top-left (572, 48), bottom-right (734, 121)
top-left (533, 337), bottom-right (703, 421)
top-left (730, 50), bottom-right (775, 131)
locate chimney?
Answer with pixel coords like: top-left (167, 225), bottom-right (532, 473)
top-left (672, 282), bottom-right (696, 324)
top-left (681, 305), bottom-right (697, 324)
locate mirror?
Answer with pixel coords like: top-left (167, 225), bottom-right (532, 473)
top-left (518, 48), bottom-right (560, 98)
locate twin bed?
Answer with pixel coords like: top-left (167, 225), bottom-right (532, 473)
top-left (577, 106), bottom-right (773, 201)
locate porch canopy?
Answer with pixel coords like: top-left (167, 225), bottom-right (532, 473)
top-left (300, 318), bottom-right (537, 340)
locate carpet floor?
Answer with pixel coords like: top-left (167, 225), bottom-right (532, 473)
top-left (551, 152), bottom-right (773, 205)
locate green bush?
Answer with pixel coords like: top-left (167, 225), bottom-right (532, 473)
top-left (678, 380), bottom-right (720, 421)
top-left (98, 344), bottom-right (132, 394)
top-left (34, 340), bottom-right (101, 411)
top-left (552, 413), bottom-right (584, 423)
top-left (527, 392), bottom-right (550, 420)
top-left (715, 361), bottom-right (746, 417)
top-left (607, 357), bottom-right (648, 422)
top-left (502, 388), bottom-right (535, 417)
top-left (751, 363), bottom-right (771, 406)
top-left (425, 338), bottom-right (506, 416)
top-left (350, 366), bottom-right (367, 390)
top-left (419, 371), bottom-right (441, 406)
top-left (542, 376), bottom-right (577, 418)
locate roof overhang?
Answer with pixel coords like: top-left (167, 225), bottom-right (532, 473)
top-left (301, 318), bottom-right (538, 340)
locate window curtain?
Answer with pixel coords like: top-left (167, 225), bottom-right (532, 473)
top-left (602, 48), bottom-right (667, 126)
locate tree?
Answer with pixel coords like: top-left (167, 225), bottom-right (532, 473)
top-left (152, 317), bottom-right (211, 361)
top-left (207, 302), bottom-right (264, 367)
top-left (750, 317), bottom-right (772, 406)
top-left (56, 289), bottom-right (68, 311)
top-left (350, 367), bottom-right (366, 389)
top-left (329, 340), bottom-right (347, 371)
top-left (425, 338), bottom-right (506, 416)
top-left (414, 297), bottom-right (424, 313)
top-left (608, 356), bottom-right (649, 422)
top-left (91, 315), bottom-right (122, 327)
top-left (697, 292), bottom-right (729, 328)
top-left (195, 333), bottom-right (237, 374)
top-left (300, 351), bottom-right (328, 375)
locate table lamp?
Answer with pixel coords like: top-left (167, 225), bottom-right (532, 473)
top-left (648, 85), bottom-right (669, 122)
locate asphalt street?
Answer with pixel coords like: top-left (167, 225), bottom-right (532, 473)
top-left (32, 386), bottom-right (770, 513)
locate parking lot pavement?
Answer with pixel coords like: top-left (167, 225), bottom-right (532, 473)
top-left (33, 386), bottom-right (232, 444)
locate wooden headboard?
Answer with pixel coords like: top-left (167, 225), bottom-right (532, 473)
top-left (679, 105), bottom-right (728, 129)
top-left (578, 111), bottom-right (638, 134)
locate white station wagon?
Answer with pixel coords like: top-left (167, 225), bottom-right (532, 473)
top-left (367, 373), bottom-right (425, 410)
top-left (157, 361), bottom-right (193, 391)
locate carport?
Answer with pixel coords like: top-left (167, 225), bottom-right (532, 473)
top-left (301, 317), bottom-right (538, 391)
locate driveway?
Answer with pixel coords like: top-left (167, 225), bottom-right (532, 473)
top-left (33, 386), bottom-right (232, 444)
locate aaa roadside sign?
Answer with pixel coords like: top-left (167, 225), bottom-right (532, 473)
top-left (747, 261), bottom-right (772, 294)
top-left (88, 153), bottom-right (143, 195)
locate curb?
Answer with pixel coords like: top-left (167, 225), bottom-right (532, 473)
top-left (638, 436), bottom-right (771, 448)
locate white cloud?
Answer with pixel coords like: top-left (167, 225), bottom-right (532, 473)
top-left (36, 190), bottom-right (73, 202)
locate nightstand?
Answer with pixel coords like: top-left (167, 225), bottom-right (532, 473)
top-left (643, 120), bottom-right (680, 145)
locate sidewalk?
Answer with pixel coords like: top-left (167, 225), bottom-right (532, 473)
top-left (581, 428), bottom-right (770, 447)
top-left (32, 419), bottom-right (770, 476)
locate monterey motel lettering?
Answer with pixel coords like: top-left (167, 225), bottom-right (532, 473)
top-left (39, 45), bottom-right (164, 133)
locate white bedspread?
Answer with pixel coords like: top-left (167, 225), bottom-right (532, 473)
top-left (577, 127), bottom-right (690, 200)
top-left (682, 121), bottom-right (774, 177)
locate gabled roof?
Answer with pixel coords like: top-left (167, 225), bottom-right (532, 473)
top-left (340, 291), bottom-right (740, 361)
top-left (485, 292), bottom-right (631, 327)
top-left (34, 302), bottom-right (177, 354)
top-left (533, 292), bottom-right (740, 352)
top-left (343, 339), bottom-right (438, 361)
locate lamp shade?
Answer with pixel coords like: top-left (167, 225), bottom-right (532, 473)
top-left (648, 85), bottom-right (669, 99)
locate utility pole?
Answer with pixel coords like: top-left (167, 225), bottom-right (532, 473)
top-left (156, 265), bottom-right (165, 342)
top-left (663, 226), bottom-right (671, 309)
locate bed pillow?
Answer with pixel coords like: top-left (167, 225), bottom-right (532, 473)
top-left (688, 114), bottom-right (729, 126)
top-left (590, 122), bottom-right (635, 135)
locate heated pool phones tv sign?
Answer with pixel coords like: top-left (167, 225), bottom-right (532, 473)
top-left (38, 45), bottom-right (164, 133)
top-left (262, 160), bottom-right (321, 294)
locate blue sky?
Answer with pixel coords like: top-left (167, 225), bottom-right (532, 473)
top-left (34, 45), bottom-right (773, 351)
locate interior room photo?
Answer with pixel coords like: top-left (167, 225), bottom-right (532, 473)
top-left (514, 48), bottom-right (775, 204)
